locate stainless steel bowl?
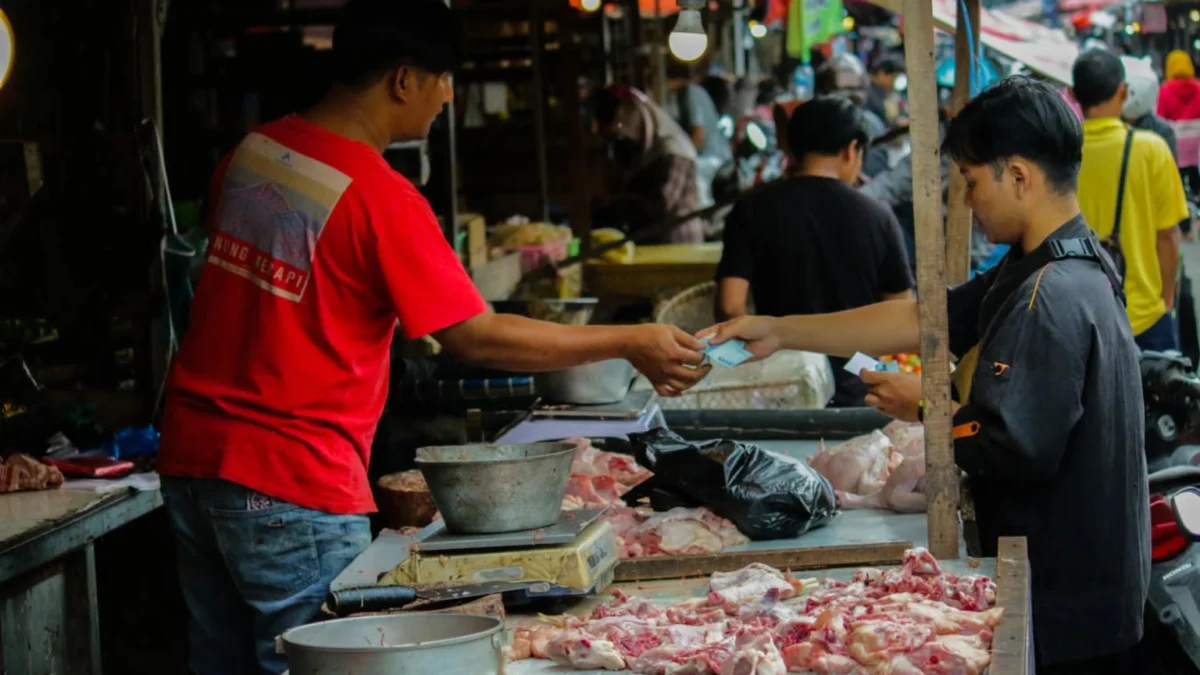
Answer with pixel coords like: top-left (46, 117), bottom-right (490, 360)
top-left (534, 358), bottom-right (635, 404)
top-left (415, 442), bottom-right (575, 534)
top-left (280, 613), bottom-right (504, 675)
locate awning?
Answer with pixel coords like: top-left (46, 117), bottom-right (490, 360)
top-left (928, 0), bottom-right (1079, 85)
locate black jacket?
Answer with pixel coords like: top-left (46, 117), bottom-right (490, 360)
top-left (947, 217), bottom-right (1150, 666)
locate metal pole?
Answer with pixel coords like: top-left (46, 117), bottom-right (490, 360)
top-left (530, 0), bottom-right (551, 222)
top-left (733, 0), bottom-right (746, 77)
top-left (903, 0), bottom-right (958, 562)
top-left (653, 0), bottom-right (668, 105)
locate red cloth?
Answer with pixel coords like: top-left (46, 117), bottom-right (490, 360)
top-left (1158, 78), bottom-right (1200, 121)
top-left (159, 115), bottom-right (487, 515)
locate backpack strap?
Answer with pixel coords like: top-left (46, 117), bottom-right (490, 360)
top-left (1111, 128), bottom-right (1136, 245)
top-left (1047, 237), bottom-right (1127, 306)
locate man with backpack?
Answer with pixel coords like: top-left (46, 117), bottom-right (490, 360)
top-left (1073, 49), bottom-right (1188, 351)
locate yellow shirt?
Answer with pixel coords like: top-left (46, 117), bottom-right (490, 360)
top-left (1079, 118), bottom-right (1188, 335)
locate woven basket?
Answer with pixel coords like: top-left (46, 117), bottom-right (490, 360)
top-left (645, 282), bottom-right (833, 410)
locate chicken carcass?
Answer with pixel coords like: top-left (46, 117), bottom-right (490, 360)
top-left (882, 421), bottom-right (925, 458)
top-left (546, 631), bottom-right (627, 670)
top-left (837, 454), bottom-right (926, 513)
top-left (808, 431), bottom-right (897, 496)
top-left (600, 507), bottom-right (748, 559)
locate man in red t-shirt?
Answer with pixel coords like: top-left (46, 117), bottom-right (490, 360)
top-left (159, 2), bottom-right (707, 672)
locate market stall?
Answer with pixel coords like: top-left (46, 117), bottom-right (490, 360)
top-left (0, 487), bottom-right (162, 674)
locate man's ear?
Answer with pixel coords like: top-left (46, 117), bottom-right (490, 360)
top-left (391, 67), bottom-right (412, 103)
top-left (1117, 81), bottom-right (1130, 104)
top-left (1008, 160), bottom-right (1032, 198)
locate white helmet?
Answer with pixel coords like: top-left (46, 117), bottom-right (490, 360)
top-left (1121, 55), bottom-right (1159, 122)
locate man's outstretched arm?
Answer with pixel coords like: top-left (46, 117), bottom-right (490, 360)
top-left (701, 298), bottom-right (921, 360)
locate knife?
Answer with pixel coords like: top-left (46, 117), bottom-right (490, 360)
top-left (325, 582), bottom-right (526, 617)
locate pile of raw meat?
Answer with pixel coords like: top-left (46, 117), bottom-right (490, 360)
top-left (564, 439), bottom-right (747, 560)
top-left (509, 548), bottom-right (1002, 674)
top-left (809, 422), bottom-right (927, 514)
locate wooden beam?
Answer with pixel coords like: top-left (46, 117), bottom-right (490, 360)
top-left (903, 0), bottom-right (958, 561)
top-left (614, 541), bottom-right (913, 582)
top-left (946, 0), bottom-right (980, 286)
top-left (989, 537), bottom-right (1033, 675)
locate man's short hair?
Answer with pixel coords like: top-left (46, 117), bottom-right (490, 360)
top-left (942, 75), bottom-right (1083, 194)
top-left (591, 88), bottom-right (622, 128)
top-left (1071, 49), bottom-right (1125, 109)
top-left (332, 0), bottom-right (464, 88)
top-left (870, 55), bottom-right (905, 76)
top-left (787, 95), bottom-right (869, 159)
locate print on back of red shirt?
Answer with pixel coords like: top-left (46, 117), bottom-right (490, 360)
top-left (207, 133), bottom-right (353, 302)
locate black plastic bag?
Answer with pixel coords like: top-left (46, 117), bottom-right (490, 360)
top-left (629, 427), bottom-right (837, 540)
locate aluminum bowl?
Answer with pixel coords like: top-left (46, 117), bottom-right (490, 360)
top-left (415, 441), bottom-right (575, 534)
top-left (280, 613), bottom-right (504, 675)
top-left (534, 358), bottom-right (635, 405)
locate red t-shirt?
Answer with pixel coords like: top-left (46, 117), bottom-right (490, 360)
top-left (159, 115), bottom-right (487, 514)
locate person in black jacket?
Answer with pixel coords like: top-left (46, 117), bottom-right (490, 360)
top-left (703, 76), bottom-right (1149, 675)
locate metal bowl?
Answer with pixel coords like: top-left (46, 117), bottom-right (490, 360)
top-left (415, 442), bottom-right (575, 534)
top-left (534, 358), bottom-right (635, 405)
top-left (280, 613), bottom-right (504, 675)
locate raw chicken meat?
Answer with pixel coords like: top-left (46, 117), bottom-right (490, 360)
top-left (708, 563), bottom-right (797, 608)
top-left (560, 438), bottom-right (652, 510)
top-left (808, 431), bottom-right (897, 496)
top-left (602, 507), bottom-right (750, 559)
top-left (882, 421), bottom-right (925, 458)
top-left (509, 548), bottom-right (1002, 675)
top-left (837, 455), bottom-right (927, 514)
top-left (814, 424), bottom-right (928, 514)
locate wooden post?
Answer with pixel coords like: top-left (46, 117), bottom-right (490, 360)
top-left (946, 0), bottom-right (980, 286)
top-left (903, 0), bottom-right (958, 561)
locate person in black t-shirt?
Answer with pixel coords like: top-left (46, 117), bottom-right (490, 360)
top-left (715, 96), bottom-right (914, 407)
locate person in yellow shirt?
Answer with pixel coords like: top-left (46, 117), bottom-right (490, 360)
top-left (1073, 49), bottom-right (1187, 351)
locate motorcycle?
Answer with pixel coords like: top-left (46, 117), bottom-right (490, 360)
top-left (1141, 351), bottom-right (1200, 673)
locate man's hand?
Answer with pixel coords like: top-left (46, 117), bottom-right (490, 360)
top-left (625, 324), bottom-right (710, 397)
top-left (697, 316), bottom-right (782, 363)
top-left (860, 370), bottom-right (922, 422)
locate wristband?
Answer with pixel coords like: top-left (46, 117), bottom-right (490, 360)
top-left (917, 399), bottom-right (925, 423)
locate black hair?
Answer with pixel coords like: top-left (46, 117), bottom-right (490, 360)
top-left (787, 95), bottom-right (869, 159)
top-left (701, 75), bottom-right (732, 116)
top-left (942, 75), bottom-right (1082, 194)
top-left (1071, 48), bottom-right (1125, 109)
top-left (870, 55), bottom-right (904, 76)
top-left (332, 0), bottom-right (465, 88)
top-left (591, 88), bottom-right (621, 127)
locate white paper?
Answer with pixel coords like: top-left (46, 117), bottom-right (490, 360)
top-left (844, 352), bottom-right (881, 376)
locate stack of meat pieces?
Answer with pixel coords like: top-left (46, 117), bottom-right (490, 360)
top-left (599, 506), bottom-right (749, 558)
top-left (809, 422), bottom-right (928, 514)
top-left (509, 548), bottom-right (1002, 674)
top-left (0, 454), bottom-right (64, 493)
top-left (562, 438), bottom-right (653, 510)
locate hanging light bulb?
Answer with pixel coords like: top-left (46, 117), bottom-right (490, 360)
top-left (581, 0), bottom-right (602, 13)
top-left (1190, 9), bottom-right (1200, 22)
top-left (748, 20), bottom-right (768, 39)
top-left (0, 10), bottom-right (13, 92)
top-left (669, 9), bottom-right (708, 62)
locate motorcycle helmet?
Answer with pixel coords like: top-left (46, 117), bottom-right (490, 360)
top-left (1121, 55), bottom-right (1160, 122)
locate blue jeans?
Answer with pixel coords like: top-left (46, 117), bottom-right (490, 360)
top-left (1136, 311), bottom-right (1180, 353)
top-left (162, 477), bottom-right (370, 675)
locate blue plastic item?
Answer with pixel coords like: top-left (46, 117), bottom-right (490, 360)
top-left (104, 425), bottom-right (160, 460)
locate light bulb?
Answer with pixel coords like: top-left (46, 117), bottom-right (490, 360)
top-left (581, 0), bottom-right (602, 13)
top-left (1191, 9), bottom-right (1199, 22)
top-left (669, 9), bottom-right (708, 62)
top-left (749, 20), bottom-right (768, 39)
top-left (0, 10), bottom-right (13, 92)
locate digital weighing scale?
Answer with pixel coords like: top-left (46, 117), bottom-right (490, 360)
top-left (332, 508), bottom-right (619, 611)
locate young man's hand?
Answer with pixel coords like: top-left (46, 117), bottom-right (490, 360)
top-left (625, 324), bottom-right (710, 397)
top-left (697, 316), bottom-right (782, 362)
top-left (860, 370), bottom-right (922, 422)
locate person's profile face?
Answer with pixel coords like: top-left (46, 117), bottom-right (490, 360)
top-left (836, 141), bottom-right (864, 185)
top-left (958, 161), bottom-right (1022, 245)
top-left (392, 67), bottom-right (453, 140)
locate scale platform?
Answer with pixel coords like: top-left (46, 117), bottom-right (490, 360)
top-left (414, 508), bottom-right (606, 553)
top-left (496, 391), bottom-right (663, 444)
